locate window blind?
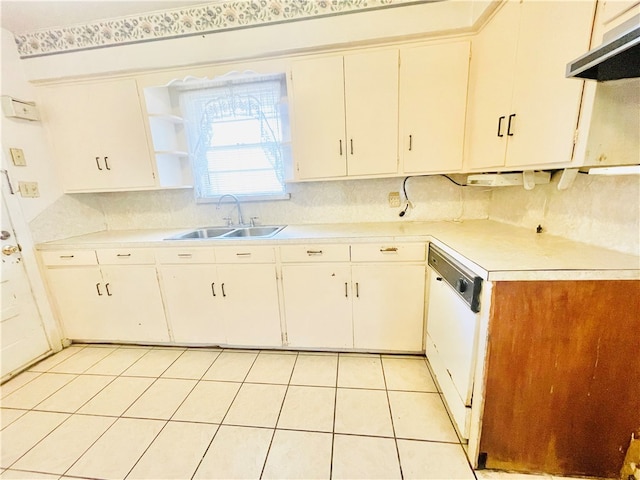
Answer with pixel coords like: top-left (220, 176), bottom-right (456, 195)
top-left (178, 73), bottom-right (288, 199)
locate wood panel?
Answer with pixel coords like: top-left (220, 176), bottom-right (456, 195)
top-left (479, 280), bottom-right (640, 477)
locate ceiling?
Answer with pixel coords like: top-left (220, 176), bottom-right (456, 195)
top-left (1, 0), bottom-right (216, 35)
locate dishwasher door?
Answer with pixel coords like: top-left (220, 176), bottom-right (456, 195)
top-left (426, 266), bottom-right (481, 406)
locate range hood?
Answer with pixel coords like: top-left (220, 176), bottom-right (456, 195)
top-left (566, 18), bottom-right (640, 81)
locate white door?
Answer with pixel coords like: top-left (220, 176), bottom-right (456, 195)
top-left (291, 55), bottom-right (347, 179)
top-left (344, 49), bottom-right (399, 176)
top-left (1, 196), bottom-right (50, 378)
top-left (281, 264), bottom-right (353, 349)
top-left (159, 265), bottom-right (226, 344)
top-left (217, 264), bottom-right (282, 347)
top-left (352, 264), bottom-right (425, 351)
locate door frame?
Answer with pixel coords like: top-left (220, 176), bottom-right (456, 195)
top-left (1, 160), bottom-right (63, 377)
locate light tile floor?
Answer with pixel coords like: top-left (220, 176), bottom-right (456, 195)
top-left (0, 345), bottom-right (603, 480)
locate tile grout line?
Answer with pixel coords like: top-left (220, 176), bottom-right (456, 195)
top-left (380, 356), bottom-right (405, 480)
top-left (189, 349), bottom-right (262, 480)
top-left (258, 351), bottom-right (299, 479)
top-left (59, 346), bottom-right (191, 479)
top-left (122, 348), bottom-right (222, 480)
top-left (330, 352), bottom-right (341, 480)
top-left (2, 345), bottom-right (128, 473)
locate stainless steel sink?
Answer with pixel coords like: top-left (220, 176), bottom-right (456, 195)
top-left (165, 225), bottom-right (285, 240)
top-left (222, 226), bottom-right (284, 238)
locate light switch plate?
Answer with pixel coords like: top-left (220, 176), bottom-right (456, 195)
top-left (9, 148), bottom-right (26, 166)
top-left (18, 181), bottom-right (40, 198)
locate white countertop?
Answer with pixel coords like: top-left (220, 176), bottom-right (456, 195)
top-left (37, 220), bottom-right (640, 281)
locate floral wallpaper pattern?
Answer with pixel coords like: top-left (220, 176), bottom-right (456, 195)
top-left (15, 0), bottom-right (432, 58)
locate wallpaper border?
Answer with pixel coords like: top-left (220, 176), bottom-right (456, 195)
top-left (15, 0), bottom-right (434, 58)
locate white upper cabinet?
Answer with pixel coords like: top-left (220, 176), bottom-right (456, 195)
top-left (291, 49), bottom-right (399, 180)
top-left (465, 0), bottom-right (596, 170)
top-left (399, 41), bottom-right (470, 174)
top-left (40, 79), bottom-right (157, 192)
top-left (290, 55), bottom-right (348, 179)
top-left (343, 49), bottom-right (399, 176)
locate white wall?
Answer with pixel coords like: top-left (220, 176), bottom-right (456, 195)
top-left (1, 28), bottom-right (106, 241)
top-left (488, 173), bottom-right (640, 256)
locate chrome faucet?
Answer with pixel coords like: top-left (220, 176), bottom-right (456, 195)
top-left (216, 194), bottom-right (244, 226)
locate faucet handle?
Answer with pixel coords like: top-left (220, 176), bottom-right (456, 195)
top-left (250, 217), bottom-right (259, 227)
top-left (222, 216), bottom-right (233, 226)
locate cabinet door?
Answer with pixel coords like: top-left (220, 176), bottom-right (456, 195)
top-left (344, 49), bottom-right (399, 176)
top-left (282, 264), bottom-right (353, 349)
top-left (40, 79), bottom-right (156, 192)
top-left (100, 266), bottom-right (170, 343)
top-left (160, 265), bottom-right (226, 344)
top-left (465, 1), bottom-right (520, 170)
top-left (217, 264), bottom-right (282, 347)
top-left (291, 56), bottom-right (347, 179)
top-left (45, 267), bottom-right (112, 341)
top-left (505, 0), bottom-right (595, 167)
top-left (400, 42), bottom-right (470, 174)
top-left (352, 264), bottom-right (425, 351)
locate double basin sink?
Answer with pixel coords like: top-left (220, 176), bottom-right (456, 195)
top-left (165, 225), bottom-right (286, 240)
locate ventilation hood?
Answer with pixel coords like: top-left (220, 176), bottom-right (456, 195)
top-left (566, 17), bottom-right (640, 81)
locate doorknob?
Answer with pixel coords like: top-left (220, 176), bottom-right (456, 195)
top-left (2, 245), bottom-right (20, 256)
top-left (0, 230), bottom-right (10, 240)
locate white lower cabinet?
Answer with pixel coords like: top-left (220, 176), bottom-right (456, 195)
top-left (158, 247), bottom-right (282, 347)
top-left (159, 265), bottom-right (226, 344)
top-left (46, 265), bottom-right (169, 343)
top-left (280, 243), bottom-right (426, 352)
top-left (281, 264), bottom-right (353, 349)
top-left (351, 264), bottom-right (425, 351)
top-left (217, 264), bottom-right (282, 347)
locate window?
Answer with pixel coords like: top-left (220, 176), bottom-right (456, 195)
top-left (177, 73), bottom-right (290, 201)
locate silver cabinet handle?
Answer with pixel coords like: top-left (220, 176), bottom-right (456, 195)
top-left (59, 255), bottom-right (75, 259)
top-left (355, 282), bottom-right (359, 298)
top-left (345, 282), bottom-right (348, 298)
top-left (408, 135), bottom-right (413, 151)
top-left (306, 250), bottom-right (323, 256)
top-left (178, 253), bottom-right (192, 258)
top-left (105, 283), bottom-right (112, 296)
top-left (96, 283), bottom-right (103, 296)
top-left (95, 157), bottom-right (103, 171)
top-left (211, 282), bottom-right (216, 297)
top-left (116, 253), bottom-right (131, 257)
top-left (104, 156), bottom-right (111, 170)
top-left (350, 139), bottom-right (354, 155)
top-left (380, 247), bottom-right (398, 253)
top-left (236, 253), bottom-right (252, 257)
top-left (339, 139), bottom-right (343, 156)
top-left (221, 283), bottom-right (226, 297)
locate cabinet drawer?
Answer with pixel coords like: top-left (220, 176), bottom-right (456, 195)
top-left (215, 246), bottom-right (275, 263)
top-left (155, 247), bottom-right (216, 264)
top-left (41, 250), bottom-right (98, 266)
top-left (96, 248), bottom-right (156, 265)
top-left (280, 244), bottom-right (350, 263)
top-left (351, 243), bottom-right (425, 262)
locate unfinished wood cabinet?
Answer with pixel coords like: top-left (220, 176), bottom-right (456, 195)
top-left (478, 280), bottom-right (640, 478)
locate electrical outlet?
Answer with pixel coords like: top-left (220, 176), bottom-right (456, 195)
top-left (18, 181), bottom-right (40, 198)
top-left (9, 148), bottom-right (26, 166)
top-left (388, 191), bottom-right (401, 208)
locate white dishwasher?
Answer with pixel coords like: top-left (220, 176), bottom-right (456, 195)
top-left (425, 244), bottom-right (482, 440)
